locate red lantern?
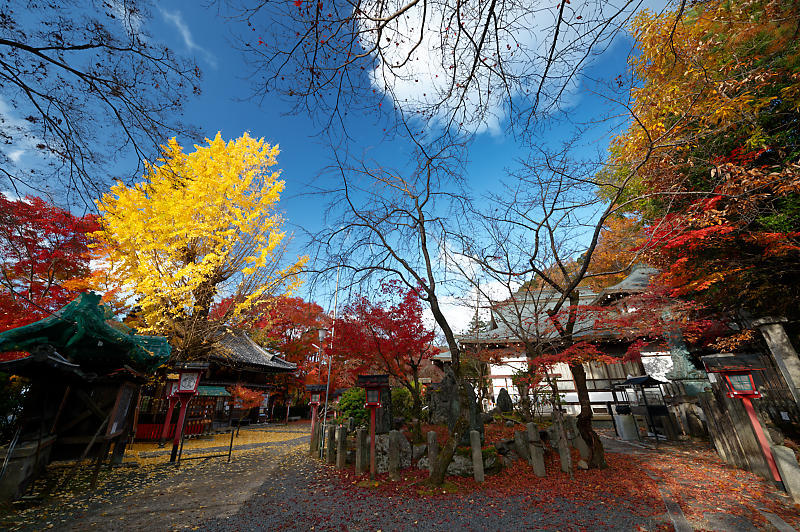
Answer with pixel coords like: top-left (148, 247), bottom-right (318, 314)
top-left (703, 354), bottom-right (781, 486)
top-left (722, 372), bottom-right (760, 398)
top-left (365, 388), bottom-right (381, 408)
top-left (356, 375), bottom-right (389, 479)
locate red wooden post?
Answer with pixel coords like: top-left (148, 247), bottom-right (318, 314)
top-left (311, 404), bottom-right (319, 437)
top-left (742, 397), bottom-right (782, 483)
top-left (369, 406), bottom-right (376, 480)
top-left (159, 395), bottom-right (178, 446)
top-left (170, 396), bottom-right (191, 462)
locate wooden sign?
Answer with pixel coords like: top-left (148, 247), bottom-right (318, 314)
top-left (107, 383), bottom-right (136, 438)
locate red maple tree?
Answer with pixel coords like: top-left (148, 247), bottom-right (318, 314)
top-left (245, 295), bottom-right (350, 402)
top-left (0, 194), bottom-right (98, 340)
top-left (330, 281), bottom-right (436, 439)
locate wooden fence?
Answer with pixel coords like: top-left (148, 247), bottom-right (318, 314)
top-left (699, 353), bottom-right (800, 480)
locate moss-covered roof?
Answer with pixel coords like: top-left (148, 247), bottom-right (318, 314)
top-left (0, 292), bottom-right (170, 374)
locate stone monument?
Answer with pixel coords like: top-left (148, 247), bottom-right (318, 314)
top-left (427, 366), bottom-right (484, 444)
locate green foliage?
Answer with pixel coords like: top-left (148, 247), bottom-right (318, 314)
top-left (757, 194), bottom-right (800, 233)
top-left (391, 386), bottom-right (413, 420)
top-left (337, 387), bottom-right (367, 427)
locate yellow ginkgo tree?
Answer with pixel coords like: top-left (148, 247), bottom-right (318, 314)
top-left (94, 132), bottom-right (307, 360)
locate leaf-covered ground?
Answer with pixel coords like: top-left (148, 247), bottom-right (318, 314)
top-left (2, 422), bottom-right (798, 531)
top-left (0, 423), bottom-right (310, 531)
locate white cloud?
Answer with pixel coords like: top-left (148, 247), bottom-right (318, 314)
top-left (361, 0), bottom-right (665, 135)
top-left (8, 149), bottom-right (24, 163)
top-left (422, 279), bottom-right (519, 337)
top-left (109, 0), bottom-right (144, 35)
top-left (0, 96), bottom-right (53, 169)
top-left (160, 9), bottom-right (218, 68)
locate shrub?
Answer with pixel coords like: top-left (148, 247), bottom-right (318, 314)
top-left (391, 386), bottom-right (413, 420)
top-left (337, 387), bottom-right (367, 427)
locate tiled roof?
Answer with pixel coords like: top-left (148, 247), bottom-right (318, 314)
top-left (457, 267), bottom-right (657, 346)
top-left (212, 330), bottom-right (296, 372)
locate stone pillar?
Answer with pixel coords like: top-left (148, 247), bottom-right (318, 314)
top-left (753, 317), bottom-right (800, 405)
top-left (470, 430), bottom-right (484, 483)
top-left (355, 428), bottom-right (367, 474)
top-left (325, 426), bottom-right (335, 464)
top-left (553, 416), bottom-right (572, 473)
top-left (664, 324), bottom-right (708, 397)
top-left (388, 430), bottom-right (401, 479)
top-left (564, 415), bottom-right (591, 461)
top-left (771, 445), bottom-right (800, 504)
top-left (513, 430), bottom-right (530, 462)
top-left (426, 431), bottom-right (439, 476)
top-left (526, 422), bottom-right (546, 477)
top-left (335, 426), bottom-right (347, 469)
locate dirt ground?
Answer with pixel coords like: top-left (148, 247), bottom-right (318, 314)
top-left (0, 422), bottom-right (309, 531)
top-left (2, 422), bottom-right (799, 531)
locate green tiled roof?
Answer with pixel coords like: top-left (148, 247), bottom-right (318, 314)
top-left (0, 292), bottom-right (171, 374)
top-left (197, 385), bottom-right (231, 397)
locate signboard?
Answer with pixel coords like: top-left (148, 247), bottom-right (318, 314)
top-left (107, 383), bottom-right (135, 438)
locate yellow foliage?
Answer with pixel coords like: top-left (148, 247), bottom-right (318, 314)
top-left (93, 132), bottom-right (307, 359)
top-left (604, 0), bottom-right (800, 209)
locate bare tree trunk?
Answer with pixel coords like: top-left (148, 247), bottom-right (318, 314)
top-left (569, 363), bottom-right (607, 469)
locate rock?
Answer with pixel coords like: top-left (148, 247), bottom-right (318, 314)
top-left (539, 429), bottom-right (549, 443)
top-left (388, 430), bottom-right (402, 478)
top-left (355, 429), bottom-right (367, 474)
top-left (483, 452), bottom-right (501, 474)
top-left (577, 460), bottom-right (589, 470)
top-left (426, 365), bottom-right (484, 445)
top-left (493, 439), bottom-right (514, 455)
top-left (496, 388), bottom-right (513, 413)
top-left (426, 431), bottom-right (439, 474)
top-left (372, 431), bottom-right (412, 473)
top-left (481, 413), bottom-right (495, 424)
top-left (513, 430), bottom-right (531, 462)
top-left (376, 385), bottom-right (393, 434)
top-left (412, 443), bottom-right (427, 462)
top-left (447, 454), bottom-right (474, 476)
top-left (500, 450), bottom-right (521, 467)
top-left (504, 420), bottom-right (515, 428)
top-left (417, 451), bottom-right (500, 477)
top-left (564, 415), bottom-right (591, 461)
top-left (470, 430), bottom-right (484, 482)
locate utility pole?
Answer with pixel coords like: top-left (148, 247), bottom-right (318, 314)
top-left (319, 265), bottom-right (341, 459)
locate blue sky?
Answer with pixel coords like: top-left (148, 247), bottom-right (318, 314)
top-left (151, 2), bottom-right (638, 235)
top-left (139, 2), bottom-right (653, 329)
top-left (1, 1), bottom-right (666, 331)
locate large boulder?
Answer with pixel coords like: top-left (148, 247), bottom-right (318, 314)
top-left (412, 443), bottom-right (427, 462)
top-left (427, 366), bottom-right (484, 445)
top-left (371, 431), bottom-right (411, 473)
top-left (496, 388), bottom-right (513, 413)
top-left (417, 452), bottom-right (499, 477)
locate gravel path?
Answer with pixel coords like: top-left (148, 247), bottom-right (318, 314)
top-left (200, 445), bottom-right (666, 532)
top-left (6, 425), bottom-right (798, 531)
